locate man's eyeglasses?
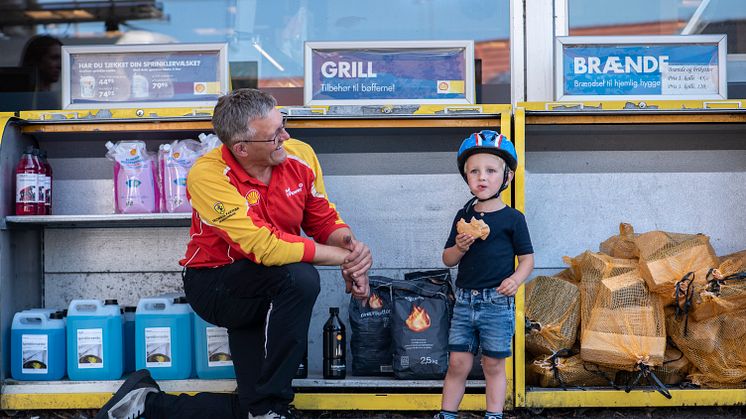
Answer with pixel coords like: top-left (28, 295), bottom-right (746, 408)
top-left (235, 115), bottom-right (287, 146)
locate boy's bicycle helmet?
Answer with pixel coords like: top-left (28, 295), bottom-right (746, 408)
top-left (457, 130), bottom-right (517, 200)
top-left (457, 130), bottom-right (517, 177)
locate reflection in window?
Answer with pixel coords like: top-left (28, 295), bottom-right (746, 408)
top-left (569, 0), bottom-right (746, 50)
top-left (245, 0), bottom-right (511, 104)
top-left (569, 0), bottom-right (746, 96)
top-left (23, 0), bottom-right (510, 105)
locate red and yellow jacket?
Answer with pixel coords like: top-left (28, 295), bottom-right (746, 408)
top-left (180, 139), bottom-right (348, 268)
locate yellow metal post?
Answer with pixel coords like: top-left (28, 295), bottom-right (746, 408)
top-left (511, 107), bottom-right (527, 409)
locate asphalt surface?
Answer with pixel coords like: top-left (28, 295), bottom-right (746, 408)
top-left (2, 407), bottom-right (746, 418)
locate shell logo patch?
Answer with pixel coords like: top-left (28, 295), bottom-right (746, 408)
top-left (437, 80), bottom-right (465, 94)
top-left (213, 201), bottom-right (226, 215)
top-left (194, 81), bottom-right (220, 95)
top-left (245, 189), bottom-right (261, 206)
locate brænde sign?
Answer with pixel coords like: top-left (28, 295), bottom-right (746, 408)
top-left (304, 41), bottom-right (475, 105)
top-left (555, 35), bottom-right (727, 101)
top-left (62, 43), bottom-right (229, 109)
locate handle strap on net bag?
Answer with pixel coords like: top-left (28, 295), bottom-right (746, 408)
top-left (674, 271), bottom-right (696, 336)
top-left (706, 267), bottom-right (746, 294)
top-left (525, 317), bottom-right (541, 333)
top-left (624, 360), bottom-right (672, 399)
top-left (543, 348), bottom-right (582, 391)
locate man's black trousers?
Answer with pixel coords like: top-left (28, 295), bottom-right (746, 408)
top-left (144, 260), bottom-right (321, 418)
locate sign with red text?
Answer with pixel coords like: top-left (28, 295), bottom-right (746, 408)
top-left (62, 43), bottom-right (229, 109)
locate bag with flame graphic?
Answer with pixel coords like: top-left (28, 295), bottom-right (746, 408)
top-left (392, 270), bottom-right (454, 379)
top-left (349, 276), bottom-right (395, 376)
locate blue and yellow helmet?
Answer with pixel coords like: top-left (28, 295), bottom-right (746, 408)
top-left (457, 130), bottom-right (517, 178)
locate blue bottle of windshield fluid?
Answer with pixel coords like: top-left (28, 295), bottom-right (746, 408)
top-left (193, 312), bottom-right (235, 379)
top-left (11, 310), bottom-right (66, 380)
top-left (136, 295), bottom-right (193, 380)
top-left (66, 299), bottom-right (123, 381)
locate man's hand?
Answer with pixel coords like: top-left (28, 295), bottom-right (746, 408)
top-left (348, 272), bottom-right (370, 300)
top-left (342, 235), bottom-right (371, 299)
top-left (342, 269), bottom-right (369, 300)
top-left (341, 236), bottom-right (372, 280)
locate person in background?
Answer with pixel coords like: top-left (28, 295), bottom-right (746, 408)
top-left (21, 34), bottom-right (63, 92)
top-left (96, 88), bottom-right (372, 419)
top-left (436, 130), bottom-right (534, 419)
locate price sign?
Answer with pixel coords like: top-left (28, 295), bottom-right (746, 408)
top-left (555, 35), bottom-right (727, 101)
top-left (62, 43), bottom-right (229, 109)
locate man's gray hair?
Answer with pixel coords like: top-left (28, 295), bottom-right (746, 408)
top-left (212, 88), bottom-right (277, 146)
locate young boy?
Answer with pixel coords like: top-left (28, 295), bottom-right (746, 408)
top-left (437, 130), bottom-right (534, 419)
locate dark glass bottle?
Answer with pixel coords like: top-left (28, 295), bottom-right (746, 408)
top-left (323, 307), bottom-right (346, 379)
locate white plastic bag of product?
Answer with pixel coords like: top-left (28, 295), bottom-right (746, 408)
top-left (105, 141), bottom-right (159, 214)
top-left (159, 139), bottom-right (201, 213)
top-left (197, 133), bottom-right (222, 156)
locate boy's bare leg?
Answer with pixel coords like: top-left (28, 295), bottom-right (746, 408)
top-left (441, 351), bottom-right (474, 411)
top-left (482, 356), bottom-right (507, 413)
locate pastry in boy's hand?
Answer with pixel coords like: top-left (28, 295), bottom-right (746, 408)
top-left (457, 217), bottom-right (490, 240)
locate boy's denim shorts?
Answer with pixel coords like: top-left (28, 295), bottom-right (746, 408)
top-left (447, 287), bottom-right (515, 359)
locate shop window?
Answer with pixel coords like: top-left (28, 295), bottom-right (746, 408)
top-left (246, 0), bottom-right (511, 104)
top-left (4, 0), bottom-right (510, 106)
top-left (568, 0), bottom-right (746, 98)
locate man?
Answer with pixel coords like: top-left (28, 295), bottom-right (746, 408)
top-left (97, 88), bottom-right (371, 419)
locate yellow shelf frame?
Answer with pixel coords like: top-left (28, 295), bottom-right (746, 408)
top-left (0, 392), bottom-right (491, 411)
top-left (523, 388), bottom-right (746, 408)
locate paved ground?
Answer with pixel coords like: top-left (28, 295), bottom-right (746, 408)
top-left (2, 407), bottom-right (746, 418)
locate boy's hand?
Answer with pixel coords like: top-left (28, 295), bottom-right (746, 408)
top-left (455, 233), bottom-right (475, 253)
top-left (497, 277), bottom-right (520, 296)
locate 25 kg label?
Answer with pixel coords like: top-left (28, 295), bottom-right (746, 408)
top-left (420, 356), bottom-right (439, 365)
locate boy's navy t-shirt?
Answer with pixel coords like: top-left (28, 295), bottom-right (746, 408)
top-left (445, 204), bottom-right (533, 290)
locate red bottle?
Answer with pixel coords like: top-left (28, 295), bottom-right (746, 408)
top-left (39, 150), bottom-right (53, 215)
top-left (15, 146), bottom-right (41, 215)
top-left (31, 149), bottom-right (47, 215)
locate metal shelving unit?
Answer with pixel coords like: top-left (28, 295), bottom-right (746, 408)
top-left (0, 105), bottom-right (516, 411)
top-left (513, 100), bottom-right (746, 409)
top-left (5, 213), bottom-right (192, 228)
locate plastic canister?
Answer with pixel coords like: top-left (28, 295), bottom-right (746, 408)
top-left (66, 299), bottom-right (123, 381)
top-left (123, 306), bottom-right (136, 374)
top-left (11, 310), bottom-right (66, 380)
top-left (193, 312), bottom-right (234, 379)
top-left (136, 295), bottom-right (193, 380)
